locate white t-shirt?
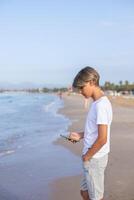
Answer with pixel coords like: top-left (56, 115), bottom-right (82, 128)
top-left (83, 96), bottom-right (113, 158)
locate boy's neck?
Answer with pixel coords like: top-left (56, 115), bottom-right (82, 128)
top-left (92, 87), bottom-right (104, 101)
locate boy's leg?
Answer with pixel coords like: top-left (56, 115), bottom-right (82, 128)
top-left (80, 190), bottom-right (104, 200)
top-left (81, 155), bottom-right (108, 200)
top-left (80, 190), bottom-right (90, 200)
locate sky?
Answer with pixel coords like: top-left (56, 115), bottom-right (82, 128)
top-left (0, 0), bottom-right (134, 87)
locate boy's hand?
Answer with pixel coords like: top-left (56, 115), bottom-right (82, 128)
top-left (69, 132), bottom-right (81, 142)
top-left (82, 154), bottom-right (90, 162)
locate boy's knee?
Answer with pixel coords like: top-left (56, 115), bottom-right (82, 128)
top-left (80, 190), bottom-right (90, 200)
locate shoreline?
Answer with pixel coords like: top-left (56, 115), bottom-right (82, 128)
top-left (51, 93), bottom-right (134, 200)
top-left (54, 93), bottom-right (88, 156)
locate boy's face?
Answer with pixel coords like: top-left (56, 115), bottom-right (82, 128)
top-left (78, 82), bottom-right (94, 98)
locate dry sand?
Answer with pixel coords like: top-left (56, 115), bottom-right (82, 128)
top-left (51, 94), bottom-right (134, 200)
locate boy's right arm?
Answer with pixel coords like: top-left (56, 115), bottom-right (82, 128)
top-left (69, 131), bottom-right (84, 141)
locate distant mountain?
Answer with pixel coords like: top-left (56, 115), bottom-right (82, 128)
top-left (0, 82), bottom-right (42, 89)
top-left (0, 82), bottom-right (16, 89)
top-left (0, 82), bottom-right (67, 89)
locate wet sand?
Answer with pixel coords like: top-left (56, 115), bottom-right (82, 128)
top-left (51, 94), bottom-right (134, 200)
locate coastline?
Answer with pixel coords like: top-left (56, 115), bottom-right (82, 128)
top-left (51, 93), bottom-right (134, 200)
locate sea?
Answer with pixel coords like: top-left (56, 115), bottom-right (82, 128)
top-left (0, 92), bottom-right (81, 200)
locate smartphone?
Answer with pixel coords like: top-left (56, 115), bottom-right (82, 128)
top-left (60, 134), bottom-right (79, 143)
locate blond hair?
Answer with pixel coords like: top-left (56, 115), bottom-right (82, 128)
top-left (73, 66), bottom-right (100, 88)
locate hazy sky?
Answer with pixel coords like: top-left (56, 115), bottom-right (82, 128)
top-left (0, 0), bottom-right (134, 86)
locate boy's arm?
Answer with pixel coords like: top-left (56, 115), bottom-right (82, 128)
top-left (82, 124), bottom-right (107, 162)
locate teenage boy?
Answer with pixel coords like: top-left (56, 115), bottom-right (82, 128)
top-left (69, 66), bottom-right (112, 200)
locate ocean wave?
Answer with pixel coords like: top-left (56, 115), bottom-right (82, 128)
top-left (43, 101), bottom-right (56, 113)
top-left (0, 95), bottom-right (13, 100)
top-left (0, 149), bottom-right (15, 157)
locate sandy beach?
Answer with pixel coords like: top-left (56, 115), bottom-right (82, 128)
top-left (51, 93), bottom-right (134, 200)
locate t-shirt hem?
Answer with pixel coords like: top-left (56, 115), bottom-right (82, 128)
top-left (92, 151), bottom-right (109, 158)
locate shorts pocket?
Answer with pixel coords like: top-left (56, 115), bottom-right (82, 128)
top-left (99, 155), bottom-right (108, 169)
top-left (83, 160), bottom-right (90, 171)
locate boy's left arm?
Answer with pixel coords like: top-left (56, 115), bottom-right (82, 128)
top-left (82, 124), bottom-right (107, 162)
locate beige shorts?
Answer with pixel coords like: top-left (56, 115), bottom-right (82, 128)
top-left (80, 154), bottom-right (108, 200)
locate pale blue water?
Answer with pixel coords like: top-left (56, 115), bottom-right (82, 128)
top-left (0, 92), bottom-right (81, 200)
top-left (0, 92), bottom-right (68, 154)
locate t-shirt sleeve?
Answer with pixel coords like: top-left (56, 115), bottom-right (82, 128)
top-left (96, 103), bottom-right (109, 125)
